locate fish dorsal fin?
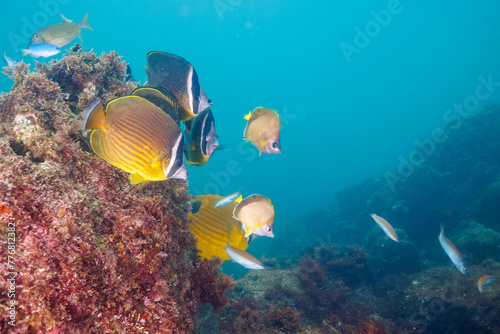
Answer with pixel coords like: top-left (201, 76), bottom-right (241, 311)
top-left (244, 111), bottom-right (252, 120)
top-left (81, 98), bottom-right (105, 131)
top-left (131, 87), bottom-right (181, 123)
top-left (129, 172), bottom-right (148, 184)
top-left (60, 13), bottom-right (73, 23)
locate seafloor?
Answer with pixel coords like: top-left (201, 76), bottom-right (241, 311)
top-left (1, 49), bottom-right (500, 334)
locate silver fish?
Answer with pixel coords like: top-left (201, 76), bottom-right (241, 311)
top-left (438, 225), bottom-right (466, 275)
top-left (21, 43), bottom-right (60, 58)
top-left (3, 51), bottom-right (15, 70)
top-left (224, 243), bottom-right (264, 270)
top-left (30, 13), bottom-right (92, 48)
top-left (370, 213), bottom-right (399, 242)
top-left (215, 190), bottom-right (242, 208)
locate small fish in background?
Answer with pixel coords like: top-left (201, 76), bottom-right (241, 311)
top-left (123, 64), bottom-right (134, 83)
top-left (81, 96), bottom-right (187, 184)
top-left (224, 243), bottom-right (264, 270)
top-left (370, 213), bottom-right (399, 242)
top-left (57, 93), bottom-right (70, 100)
top-left (21, 43), bottom-right (60, 58)
top-left (438, 225), bottom-right (466, 275)
top-left (188, 195), bottom-right (202, 214)
top-left (184, 108), bottom-right (219, 166)
top-left (478, 275), bottom-right (493, 293)
top-left (233, 194), bottom-right (275, 238)
top-left (3, 51), bottom-right (15, 71)
top-left (145, 51), bottom-right (212, 121)
top-left (243, 107), bottom-right (281, 155)
top-left (215, 190), bottom-right (242, 208)
top-left (30, 13), bottom-right (93, 48)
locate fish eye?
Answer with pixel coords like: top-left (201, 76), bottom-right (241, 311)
top-left (34, 34), bottom-right (39, 38)
top-left (272, 142), bottom-right (278, 149)
top-left (268, 227), bottom-right (272, 232)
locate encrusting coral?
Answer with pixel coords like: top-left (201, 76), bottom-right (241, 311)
top-left (0, 47), bottom-right (234, 333)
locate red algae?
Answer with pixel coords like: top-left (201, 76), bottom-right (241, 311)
top-left (0, 47), bottom-right (234, 333)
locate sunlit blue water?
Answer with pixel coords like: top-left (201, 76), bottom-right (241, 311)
top-left (2, 0), bottom-right (500, 270)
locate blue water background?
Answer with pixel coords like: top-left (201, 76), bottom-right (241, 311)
top-left (1, 1), bottom-right (500, 270)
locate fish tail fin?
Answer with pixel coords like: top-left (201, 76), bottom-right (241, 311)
top-left (81, 98), bottom-right (105, 131)
top-left (235, 194), bottom-right (242, 204)
top-left (244, 111), bottom-right (251, 120)
top-left (21, 49), bottom-right (29, 57)
top-left (79, 12), bottom-right (93, 31)
top-left (60, 13), bottom-right (73, 23)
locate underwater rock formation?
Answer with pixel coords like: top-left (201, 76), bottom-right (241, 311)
top-left (455, 219), bottom-right (500, 263)
top-left (0, 47), bottom-right (234, 333)
top-left (197, 248), bottom-right (395, 333)
top-left (376, 261), bottom-right (500, 333)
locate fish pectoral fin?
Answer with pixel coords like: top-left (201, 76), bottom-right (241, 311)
top-left (147, 147), bottom-right (170, 164)
top-left (244, 229), bottom-right (253, 237)
top-left (259, 151), bottom-right (262, 157)
top-left (244, 111), bottom-right (252, 120)
top-left (21, 49), bottom-right (29, 57)
top-left (215, 144), bottom-right (230, 151)
top-left (129, 172), bottom-right (148, 184)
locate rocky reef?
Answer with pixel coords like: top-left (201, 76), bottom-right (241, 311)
top-left (0, 47), bottom-right (234, 333)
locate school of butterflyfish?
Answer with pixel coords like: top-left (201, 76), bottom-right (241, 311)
top-left (77, 42), bottom-right (280, 268)
top-left (12, 13), bottom-right (495, 285)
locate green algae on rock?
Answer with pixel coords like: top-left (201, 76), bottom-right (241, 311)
top-left (0, 48), bottom-right (234, 333)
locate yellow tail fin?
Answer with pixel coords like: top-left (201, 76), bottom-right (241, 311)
top-left (235, 194), bottom-right (243, 203)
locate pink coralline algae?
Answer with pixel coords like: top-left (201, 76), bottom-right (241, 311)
top-left (0, 46), bottom-right (234, 333)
